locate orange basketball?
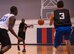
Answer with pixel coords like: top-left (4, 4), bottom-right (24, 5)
top-left (38, 19), bottom-right (44, 25)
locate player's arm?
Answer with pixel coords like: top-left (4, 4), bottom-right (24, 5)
top-left (8, 16), bottom-right (22, 41)
top-left (8, 16), bottom-right (17, 37)
top-left (49, 12), bottom-right (54, 25)
top-left (25, 24), bottom-right (33, 28)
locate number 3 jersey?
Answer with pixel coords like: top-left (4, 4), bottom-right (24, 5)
top-left (54, 9), bottom-right (72, 28)
top-left (0, 13), bottom-right (14, 30)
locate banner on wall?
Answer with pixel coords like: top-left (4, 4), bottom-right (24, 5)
top-left (37, 28), bottom-right (55, 44)
top-left (37, 28), bottom-right (74, 44)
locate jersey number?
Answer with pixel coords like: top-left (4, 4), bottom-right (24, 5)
top-left (59, 13), bottom-right (65, 19)
top-left (0, 16), bottom-right (8, 22)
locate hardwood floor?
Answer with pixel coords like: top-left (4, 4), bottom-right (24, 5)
top-left (4, 45), bottom-right (74, 54)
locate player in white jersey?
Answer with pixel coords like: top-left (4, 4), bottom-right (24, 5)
top-left (0, 6), bottom-right (23, 54)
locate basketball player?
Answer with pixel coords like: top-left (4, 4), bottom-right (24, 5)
top-left (0, 6), bottom-right (23, 54)
top-left (17, 18), bottom-right (33, 52)
top-left (49, 1), bottom-right (72, 54)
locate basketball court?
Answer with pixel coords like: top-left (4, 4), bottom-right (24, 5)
top-left (0, 0), bottom-right (74, 54)
top-left (4, 45), bottom-right (74, 54)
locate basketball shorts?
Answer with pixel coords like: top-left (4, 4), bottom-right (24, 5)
top-left (0, 28), bottom-right (11, 47)
top-left (54, 26), bottom-right (72, 48)
top-left (18, 32), bottom-right (25, 40)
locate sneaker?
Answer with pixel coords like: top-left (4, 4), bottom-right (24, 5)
top-left (22, 49), bottom-right (26, 52)
top-left (17, 46), bottom-right (20, 51)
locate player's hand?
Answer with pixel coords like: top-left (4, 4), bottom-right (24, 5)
top-left (17, 37), bottom-right (23, 42)
top-left (49, 23), bottom-right (52, 26)
top-left (49, 21), bottom-right (53, 26)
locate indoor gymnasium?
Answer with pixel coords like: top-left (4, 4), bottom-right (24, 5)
top-left (0, 0), bottom-right (74, 54)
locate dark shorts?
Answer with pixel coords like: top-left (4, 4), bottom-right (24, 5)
top-left (54, 26), bottom-right (72, 48)
top-left (0, 28), bottom-right (11, 47)
top-left (18, 32), bottom-right (25, 40)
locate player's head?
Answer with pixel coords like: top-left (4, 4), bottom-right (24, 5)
top-left (57, 1), bottom-right (64, 8)
top-left (21, 18), bottom-right (25, 23)
top-left (10, 6), bottom-right (18, 16)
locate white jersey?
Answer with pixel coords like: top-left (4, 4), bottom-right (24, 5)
top-left (0, 13), bottom-right (14, 30)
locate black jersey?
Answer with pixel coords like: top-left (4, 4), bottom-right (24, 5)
top-left (54, 9), bottom-right (72, 28)
top-left (18, 22), bottom-right (27, 40)
top-left (18, 22), bottom-right (27, 33)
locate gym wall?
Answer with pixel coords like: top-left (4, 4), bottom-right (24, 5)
top-left (9, 19), bottom-right (74, 44)
top-left (0, 0), bottom-right (74, 44)
top-left (0, 0), bottom-right (74, 19)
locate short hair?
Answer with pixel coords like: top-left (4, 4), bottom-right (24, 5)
top-left (57, 1), bottom-right (64, 8)
top-left (10, 6), bottom-right (17, 12)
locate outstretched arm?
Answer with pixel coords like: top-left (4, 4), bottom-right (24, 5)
top-left (49, 12), bottom-right (54, 26)
top-left (25, 24), bottom-right (34, 28)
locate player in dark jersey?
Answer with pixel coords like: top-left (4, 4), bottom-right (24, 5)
top-left (49, 1), bottom-right (72, 54)
top-left (17, 18), bottom-right (33, 52)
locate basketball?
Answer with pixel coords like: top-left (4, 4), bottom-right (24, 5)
top-left (38, 19), bottom-right (44, 25)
